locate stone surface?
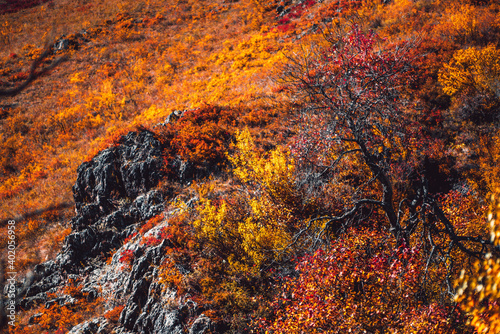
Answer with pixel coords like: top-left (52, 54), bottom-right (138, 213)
top-left (19, 130), bottom-right (214, 333)
top-left (67, 318), bottom-right (108, 334)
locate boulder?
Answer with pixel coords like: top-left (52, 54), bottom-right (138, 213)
top-left (19, 130), bottom-right (214, 333)
top-left (72, 130), bottom-right (164, 218)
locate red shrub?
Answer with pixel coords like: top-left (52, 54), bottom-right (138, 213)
top-left (119, 249), bottom-right (134, 265)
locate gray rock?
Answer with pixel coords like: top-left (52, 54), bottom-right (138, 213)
top-left (120, 301), bottom-right (140, 329)
top-left (54, 37), bottom-right (69, 51)
top-left (18, 129), bottom-right (218, 333)
top-left (68, 317), bottom-right (108, 334)
top-left (189, 314), bottom-right (213, 334)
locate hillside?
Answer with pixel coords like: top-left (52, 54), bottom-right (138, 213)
top-left (2, 0), bottom-right (500, 332)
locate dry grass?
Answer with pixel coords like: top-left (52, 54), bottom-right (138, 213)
top-left (2, 0), bottom-right (500, 331)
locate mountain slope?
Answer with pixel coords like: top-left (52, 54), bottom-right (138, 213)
top-left (2, 0), bottom-right (500, 332)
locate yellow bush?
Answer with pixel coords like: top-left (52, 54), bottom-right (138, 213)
top-left (192, 129), bottom-right (300, 275)
top-left (455, 190), bottom-right (500, 333)
top-left (439, 45), bottom-right (500, 98)
top-left (449, 4), bottom-right (478, 39)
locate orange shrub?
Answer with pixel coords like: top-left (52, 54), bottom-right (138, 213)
top-left (16, 279), bottom-right (104, 333)
top-left (139, 213), bottom-right (164, 234)
top-left (261, 228), bottom-right (470, 333)
top-left (160, 105), bottom-right (240, 167)
top-left (119, 249), bottom-right (135, 266)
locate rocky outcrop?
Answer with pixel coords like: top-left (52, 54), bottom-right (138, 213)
top-left (72, 130), bottom-right (165, 225)
top-left (19, 130), bottom-right (212, 333)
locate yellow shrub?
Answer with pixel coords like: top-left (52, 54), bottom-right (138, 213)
top-left (448, 4), bottom-right (478, 40)
top-left (229, 128), bottom-right (297, 205)
top-left (193, 196), bottom-right (232, 244)
top-left (455, 190), bottom-right (500, 333)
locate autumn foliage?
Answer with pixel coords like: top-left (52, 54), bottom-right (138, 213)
top-left (161, 105), bottom-right (238, 168)
top-left (455, 191), bottom-right (500, 333)
top-left (263, 229), bottom-right (469, 333)
top-left (3, 0), bottom-right (500, 332)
